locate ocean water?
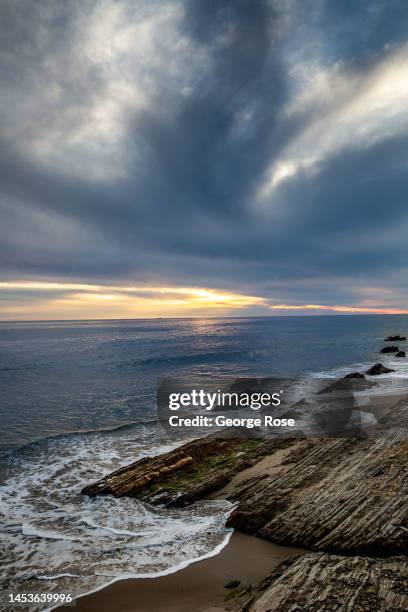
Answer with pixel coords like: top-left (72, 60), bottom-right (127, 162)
top-left (1, 314), bottom-right (408, 609)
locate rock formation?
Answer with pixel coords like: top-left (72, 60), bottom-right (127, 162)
top-left (227, 431), bottom-right (408, 555)
top-left (366, 363), bottom-right (395, 375)
top-left (320, 372), bottom-right (377, 393)
top-left (244, 553), bottom-right (408, 611)
top-left (83, 398), bottom-right (408, 555)
top-left (81, 387), bottom-right (408, 610)
top-left (81, 432), bottom-right (293, 507)
top-left (380, 345), bottom-right (399, 353)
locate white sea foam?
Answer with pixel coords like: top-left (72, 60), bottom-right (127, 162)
top-left (44, 530), bottom-right (234, 612)
top-left (310, 357), bottom-right (408, 393)
top-left (21, 525), bottom-right (80, 542)
top-left (0, 426), bottom-right (233, 612)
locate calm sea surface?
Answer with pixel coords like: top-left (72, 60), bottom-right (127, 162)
top-left (1, 315), bottom-right (408, 608)
top-left (2, 314), bottom-right (408, 455)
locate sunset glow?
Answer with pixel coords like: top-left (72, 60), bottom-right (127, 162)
top-left (2, 1), bottom-right (408, 320)
top-left (0, 281), bottom-right (266, 319)
top-left (269, 304), bottom-right (408, 315)
top-left (0, 281), bottom-right (407, 320)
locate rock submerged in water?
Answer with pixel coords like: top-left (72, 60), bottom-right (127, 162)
top-left (380, 346), bottom-right (399, 353)
top-left (385, 335), bottom-right (406, 341)
top-left (396, 350), bottom-right (406, 357)
top-left (319, 372), bottom-right (377, 393)
top-left (366, 363), bottom-right (395, 375)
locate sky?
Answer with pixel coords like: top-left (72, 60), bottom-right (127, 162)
top-left (1, 0), bottom-right (408, 320)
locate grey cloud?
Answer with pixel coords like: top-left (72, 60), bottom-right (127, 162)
top-left (1, 0), bottom-right (408, 311)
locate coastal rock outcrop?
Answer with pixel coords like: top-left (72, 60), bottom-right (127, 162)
top-left (245, 553), bottom-right (408, 611)
top-left (366, 363), bottom-right (395, 375)
top-left (82, 393), bottom-right (408, 565)
top-left (81, 432), bottom-right (293, 507)
top-left (83, 397), bottom-right (408, 556)
top-left (380, 345), bottom-right (399, 353)
top-left (79, 389), bottom-right (408, 612)
top-left (385, 335), bottom-right (406, 341)
top-left (396, 351), bottom-right (406, 357)
top-left (226, 425), bottom-right (408, 555)
top-left (320, 372), bottom-right (377, 393)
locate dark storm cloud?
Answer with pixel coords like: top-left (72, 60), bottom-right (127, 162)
top-left (1, 0), bottom-right (408, 312)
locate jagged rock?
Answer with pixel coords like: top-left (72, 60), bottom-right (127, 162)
top-left (380, 346), bottom-right (399, 353)
top-left (320, 372), bottom-right (377, 393)
top-left (227, 430), bottom-right (408, 555)
top-left (83, 400), bottom-right (408, 555)
top-left (385, 335), bottom-right (406, 341)
top-left (396, 351), bottom-right (406, 357)
top-left (366, 363), bottom-right (395, 375)
top-left (81, 431), bottom-right (293, 507)
top-left (247, 553), bottom-right (408, 611)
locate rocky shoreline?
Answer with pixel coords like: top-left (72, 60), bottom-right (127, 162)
top-left (81, 355), bottom-right (408, 610)
top-left (244, 553), bottom-right (408, 611)
top-left (81, 432), bottom-right (294, 507)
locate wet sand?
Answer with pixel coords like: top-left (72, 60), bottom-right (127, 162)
top-left (61, 532), bottom-right (304, 612)
top-left (59, 388), bottom-right (408, 611)
top-left (59, 442), bottom-right (303, 612)
top-left (59, 394), bottom-right (405, 612)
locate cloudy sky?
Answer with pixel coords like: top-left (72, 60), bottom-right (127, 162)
top-left (1, 0), bottom-right (408, 319)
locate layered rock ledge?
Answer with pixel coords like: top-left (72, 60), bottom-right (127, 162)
top-left (242, 553), bottom-right (408, 611)
top-left (81, 432), bottom-right (293, 507)
top-left (81, 395), bottom-right (408, 610)
top-left (227, 434), bottom-right (408, 555)
top-left (82, 406), bottom-right (408, 555)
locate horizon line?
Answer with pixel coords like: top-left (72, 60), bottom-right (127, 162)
top-left (1, 312), bottom-right (407, 324)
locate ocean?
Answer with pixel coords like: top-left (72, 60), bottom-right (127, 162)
top-left (1, 315), bottom-right (408, 608)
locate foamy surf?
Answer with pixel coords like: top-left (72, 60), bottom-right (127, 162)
top-left (310, 357), bottom-right (408, 392)
top-left (42, 530), bottom-right (234, 612)
top-left (0, 425), bottom-right (233, 612)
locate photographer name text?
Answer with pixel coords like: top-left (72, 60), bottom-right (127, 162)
top-left (168, 415), bottom-right (295, 429)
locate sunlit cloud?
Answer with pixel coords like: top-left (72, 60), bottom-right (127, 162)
top-left (1, 1), bottom-right (408, 317)
top-left (269, 304), bottom-right (408, 315)
top-left (259, 45), bottom-right (408, 197)
top-left (0, 281), bottom-right (266, 320)
top-left (1, 281), bottom-right (407, 320)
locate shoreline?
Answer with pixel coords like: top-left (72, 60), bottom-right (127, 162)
top-left (61, 380), bottom-right (408, 611)
top-left (59, 533), bottom-right (305, 612)
top-left (59, 439), bottom-right (303, 611)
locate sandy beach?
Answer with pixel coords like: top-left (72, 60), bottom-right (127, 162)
top-left (61, 533), bottom-right (304, 612)
top-left (59, 440), bottom-right (303, 611)
top-left (60, 392), bottom-right (408, 611)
